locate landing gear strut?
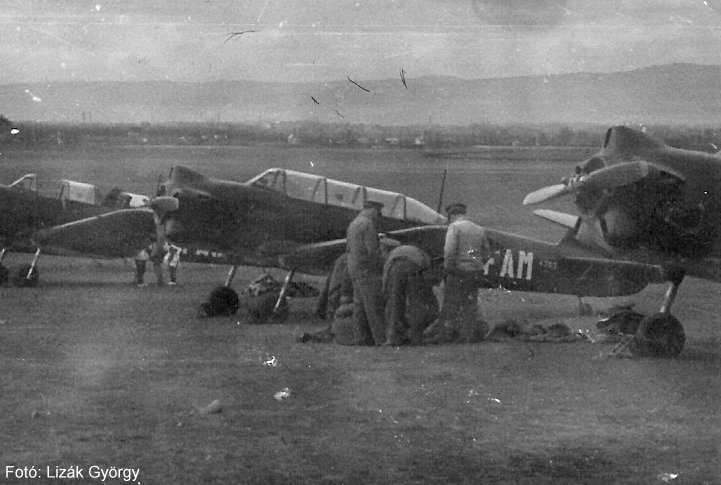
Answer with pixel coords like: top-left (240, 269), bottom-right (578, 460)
top-left (246, 270), bottom-right (294, 324)
top-left (630, 264), bottom-right (686, 358)
top-left (200, 265), bottom-right (295, 322)
top-left (12, 248), bottom-right (40, 287)
top-left (0, 248), bottom-right (8, 285)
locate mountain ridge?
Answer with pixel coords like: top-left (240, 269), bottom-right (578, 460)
top-left (2, 63), bottom-right (720, 126)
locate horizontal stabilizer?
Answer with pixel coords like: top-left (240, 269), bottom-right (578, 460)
top-left (532, 209), bottom-right (579, 229)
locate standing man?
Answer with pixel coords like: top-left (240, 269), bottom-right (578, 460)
top-left (430, 202), bottom-right (490, 344)
top-left (149, 237), bottom-right (166, 286)
top-left (133, 245), bottom-right (149, 287)
top-left (164, 243), bottom-right (181, 286)
top-left (346, 200), bottom-right (386, 346)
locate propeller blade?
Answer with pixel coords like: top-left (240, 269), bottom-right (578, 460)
top-left (147, 196), bottom-right (179, 213)
top-left (522, 184), bottom-right (570, 205)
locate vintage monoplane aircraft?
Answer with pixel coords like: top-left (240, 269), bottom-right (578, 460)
top-left (0, 172), bottom-right (153, 285)
top-left (517, 125), bottom-right (721, 357)
top-left (32, 127), bottom-right (717, 358)
top-left (32, 165), bottom-right (448, 321)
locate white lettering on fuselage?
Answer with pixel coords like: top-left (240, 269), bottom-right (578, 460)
top-left (487, 249), bottom-right (533, 281)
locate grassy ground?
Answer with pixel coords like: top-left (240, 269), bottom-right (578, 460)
top-left (1, 255), bottom-right (720, 484)
top-left (1, 143), bottom-right (720, 483)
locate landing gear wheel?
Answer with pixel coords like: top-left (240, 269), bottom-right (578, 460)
top-left (246, 292), bottom-right (289, 324)
top-left (13, 264), bottom-right (39, 287)
top-left (0, 264), bottom-right (8, 285)
top-left (201, 286), bottom-right (240, 317)
top-left (630, 313), bottom-right (685, 358)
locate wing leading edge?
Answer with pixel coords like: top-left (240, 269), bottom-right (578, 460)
top-left (32, 209), bottom-right (156, 259)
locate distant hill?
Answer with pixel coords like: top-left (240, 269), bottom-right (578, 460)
top-left (2, 63), bottom-right (721, 126)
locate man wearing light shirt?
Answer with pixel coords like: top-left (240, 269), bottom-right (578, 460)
top-left (429, 202), bottom-right (489, 344)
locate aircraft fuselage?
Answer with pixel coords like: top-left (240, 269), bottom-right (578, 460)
top-left (164, 177), bottom-right (427, 260)
top-left (0, 186), bottom-right (107, 249)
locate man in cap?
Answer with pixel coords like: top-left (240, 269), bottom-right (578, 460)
top-left (346, 199), bottom-right (387, 345)
top-left (428, 202), bottom-right (489, 344)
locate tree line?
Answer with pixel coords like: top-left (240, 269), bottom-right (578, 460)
top-left (2, 117), bottom-right (721, 152)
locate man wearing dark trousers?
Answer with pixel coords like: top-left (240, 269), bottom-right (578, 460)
top-left (428, 202), bottom-right (489, 344)
top-left (383, 244), bottom-right (440, 346)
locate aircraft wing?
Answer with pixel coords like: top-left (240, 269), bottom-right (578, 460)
top-left (279, 225), bottom-right (448, 275)
top-left (32, 208), bottom-right (156, 259)
top-left (279, 239), bottom-right (349, 275)
top-left (558, 255), bottom-right (667, 286)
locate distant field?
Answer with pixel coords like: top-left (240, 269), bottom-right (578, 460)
top-left (1, 142), bottom-right (591, 240)
top-left (1, 143), bottom-right (720, 484)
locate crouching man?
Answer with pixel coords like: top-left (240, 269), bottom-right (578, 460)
top-left (383, 244), bottom-right (441, 346)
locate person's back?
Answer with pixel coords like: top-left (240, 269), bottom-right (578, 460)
top-left (383, 244), bottom-right (439, 345)
top-left (430, 203), bottom-right (489, 344)
top-left (346, 209), bottom-right (383, 279)
top-left (445, 217), bottom-right (489, 274)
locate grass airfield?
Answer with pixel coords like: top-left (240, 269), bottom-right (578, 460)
top-left (1, 143), bottom-right (720, 483)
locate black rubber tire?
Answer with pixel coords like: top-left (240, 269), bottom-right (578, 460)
top-left (203, 286), bottom-right (240, 317)
top-left (13, 264), bottom-right (39, 287)
top-left (630, 313), bottom-right (685, 358)
top-left (0, 264), bottom-right (8, 285)
top-left (246, 292), bottom-right (289, 324)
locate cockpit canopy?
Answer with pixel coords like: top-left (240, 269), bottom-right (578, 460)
top-left (248, 168), bottom-right (447, 225)
top-left (9, 173), bottom-right (149, 208)
top-left (10, 173), bottom-right (102, 205)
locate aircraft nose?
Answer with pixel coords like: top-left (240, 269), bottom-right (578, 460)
top-left (576, 155), bottom-right (606, 175)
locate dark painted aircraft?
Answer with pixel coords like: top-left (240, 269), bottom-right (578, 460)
top-left (33, 166), bottom-right (448, 320)
top-left (0, 173), bottom-right (154, 285)
top-left (362, 125), bottom-right (720, 358)
top-left (33, 126), bottom-right (718, 359)
top-left (513, 125), bottom-right (721, 357)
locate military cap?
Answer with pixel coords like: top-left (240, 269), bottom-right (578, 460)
top-left (445, 202), bottom-right (467, 216)
top-left (363, 199), bottom-right (384, 210)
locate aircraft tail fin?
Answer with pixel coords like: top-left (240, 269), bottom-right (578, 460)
top-left (169, 166), bottom-right (209, 187)
top-left (602, 125), bottom-right (663, 158)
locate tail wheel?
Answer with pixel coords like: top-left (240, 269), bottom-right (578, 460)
top-left (13, 264), bottom-right (39, 287)
top-left (630, 313), bottom-right (685, 358)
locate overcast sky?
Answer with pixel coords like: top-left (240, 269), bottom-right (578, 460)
top-left (3, 0), bottom-right (721, 84)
